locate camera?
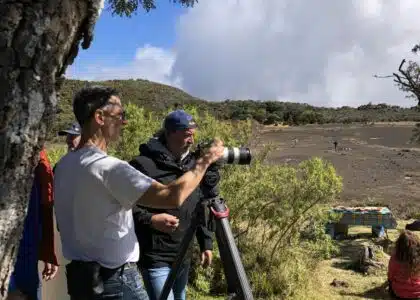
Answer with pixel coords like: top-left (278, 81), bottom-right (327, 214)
top-left (194, 140), bottom-right (252, 165)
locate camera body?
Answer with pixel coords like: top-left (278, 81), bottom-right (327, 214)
top-left (193, 139), bottom-right (252, 199)
top-left (193, 139), bottom-right (252, 165)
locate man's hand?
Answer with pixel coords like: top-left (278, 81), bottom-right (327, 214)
top-left (151, 213), bottom-right (179, 233)
top-left (41, 262), bottom-right (58, 281)
top-left (197, 138), bottom-right (224, 166)
top-left (201, 250), bottom-right (213, 268)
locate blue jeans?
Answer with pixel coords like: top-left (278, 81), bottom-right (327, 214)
top-left (68, 262), bottom-right (149, 300)
top-left (141, 263), bottom-right (190, 300)
top-left (99, 263), bottom-right (149, 300)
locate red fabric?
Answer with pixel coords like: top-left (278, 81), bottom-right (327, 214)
top-left (388, 254), bottom-right (420, 299)
top-left (37, 149), bottom-right (58, 265)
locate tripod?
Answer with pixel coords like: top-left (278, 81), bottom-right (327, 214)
top-left (158, 196), bottom-right (254, 300)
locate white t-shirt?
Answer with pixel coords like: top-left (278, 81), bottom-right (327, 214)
top-left (54, 146), bottom-right (154, 268)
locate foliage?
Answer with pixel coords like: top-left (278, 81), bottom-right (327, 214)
top-left (51, 79), bottom-right (420, 143)
top-left (110, 103), bottom-right (162, 160)
top-left (218, 100), bottom-right (420, 126)
top-left (50, 79), bottom-right (207, 141)
top-left (46, 144), bottom-right (67, 166)
top-left (393, 59), bottom-right (420, 105)
top-left (378, 45), bottom-right (420, 144)
top-left (46, 102), bottom-right (342, 299)
top-left (107, 0), bottom-right (197, 17)
top-left (174, 118), bottom-right (342, 298)
top-left (194, 154), bottom-right (342, 299)
top-left (111, 104), bottom-right (252, 161)
top-left (387, 44), bottom-right (420, 107)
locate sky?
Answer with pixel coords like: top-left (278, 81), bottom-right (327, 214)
top-left (66, 0), bottom-right (420, 108)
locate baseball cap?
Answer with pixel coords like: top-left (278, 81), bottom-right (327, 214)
top-left (163, 110), bottom-right (197, 131)
top-left (58, 122), bottom-right (81, 136)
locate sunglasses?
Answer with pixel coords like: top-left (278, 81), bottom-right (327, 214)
top-left (82, 94), bottom-right (128, 125)
top-left (100, 107), bottom-right (127, 124)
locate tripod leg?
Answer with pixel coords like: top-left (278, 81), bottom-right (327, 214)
top-left (217, 232), bottom-right (238, 298)
top-left (159, 216), bottom-right (198, 300)
top-left (211, 199), bottom-right (254, 300)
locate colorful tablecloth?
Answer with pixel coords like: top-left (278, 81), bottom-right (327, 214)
top-left (329, 206), bottom-right (398, 229)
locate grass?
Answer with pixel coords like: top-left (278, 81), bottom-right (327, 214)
top-left (305, 219), bottom-right (414, 300)
top-left (188, 220), bottom-right (410, 300)
top-left (44, 134), bottom-right (414, 299)
top-left (187, 290), bottom-right (224, 300)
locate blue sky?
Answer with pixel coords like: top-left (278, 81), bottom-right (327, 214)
top-left (67, 0), bottom-right (420, 107)
top-left (68, 2), bottom-right (187, 77)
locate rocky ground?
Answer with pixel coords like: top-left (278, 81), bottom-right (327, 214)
top-left (258, 122), bottom-right (420, 219)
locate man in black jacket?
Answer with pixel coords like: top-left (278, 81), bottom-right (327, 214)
top-left (129, 110), bottom-right (214, 300)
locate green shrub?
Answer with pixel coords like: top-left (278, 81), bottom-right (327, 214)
top-left (112, 104), bottom-right (252, 161)
top-left (46, 103), bottom-right (342, 299)
top-left (111, 103), bottom-right (162, 161)
top-left (46, 144), bottom-right (67, 166)
top-left (188, 153), bottom-right (342, 299)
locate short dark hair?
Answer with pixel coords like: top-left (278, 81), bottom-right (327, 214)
top-left (72, 85), bottom-right (119, 126)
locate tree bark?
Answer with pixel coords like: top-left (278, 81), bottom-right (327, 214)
top-left (0, 1), bottom-right (103, 297)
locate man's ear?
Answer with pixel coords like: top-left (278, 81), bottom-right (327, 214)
top-left (94, 110), bottom-right (105, 126)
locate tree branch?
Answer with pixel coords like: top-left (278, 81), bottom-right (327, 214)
top-left (372, 74), bottom-right (393, 79)
top-left (374, 58), bottom-right (420, 106)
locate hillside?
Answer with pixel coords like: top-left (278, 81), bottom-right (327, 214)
top-left (50, 79), bottom-right (207, 139)
top-left (50, 78), bottom-right (420, 139)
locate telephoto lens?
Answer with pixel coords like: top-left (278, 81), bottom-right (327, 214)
top-left (194, 140), bottom-right (252, 165)
top-left (221, 147), bottom-right (252, 165)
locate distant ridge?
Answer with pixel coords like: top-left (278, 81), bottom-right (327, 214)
top-left (50, 78), bottom-right (420, 139)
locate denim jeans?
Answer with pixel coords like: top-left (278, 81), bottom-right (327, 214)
top-left (68, 262), bottom-right (149, 300)
top-left (141, 263), bottom-right (190, 300)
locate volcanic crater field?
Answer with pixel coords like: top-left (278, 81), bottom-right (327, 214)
top-left (258, 123), bottom-right (420, 218)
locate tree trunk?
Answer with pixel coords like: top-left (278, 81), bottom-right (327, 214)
top-left (0, 1), bottom-right (103, 298)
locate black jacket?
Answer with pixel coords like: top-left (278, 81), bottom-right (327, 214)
top-left (129, 137), bottom-right (213, 268)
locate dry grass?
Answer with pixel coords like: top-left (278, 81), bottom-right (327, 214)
top-left (188, 220), bottom-right (416, 300)
top-left (301, 219), bottom-right (414, 300)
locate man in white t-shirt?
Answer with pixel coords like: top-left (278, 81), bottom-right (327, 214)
top-left (53, 86), bottom-right (224, 300)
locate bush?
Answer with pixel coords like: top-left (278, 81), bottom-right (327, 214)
top-left (111, 104), bottom-right (342, 298)
top-left (112, 103), bottom-right (252, 161)
top-left (111, 103), bottom-right (162, 161)
top-left (46, 144), bottom-right (67, 166)
top-left (46, 103), bottom-right (342, 299)
top-left (188, 151), bottom-right (342, 299)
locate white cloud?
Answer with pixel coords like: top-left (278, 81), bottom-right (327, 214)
top-left (68, 0), bottom-right (420, 107)
top-left (66, 44), bottom-right (182, 88)
top-left (170, 0), bottom-right (420, 107)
